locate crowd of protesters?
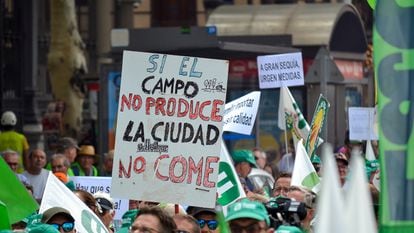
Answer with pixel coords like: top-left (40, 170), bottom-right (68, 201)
top-left (0, 110), bottom-right (380, 233)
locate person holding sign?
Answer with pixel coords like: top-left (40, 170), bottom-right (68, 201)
top-left (336, 131), bottom-right (364, 160)
top-left (130, 206), bottom-right (176, 233)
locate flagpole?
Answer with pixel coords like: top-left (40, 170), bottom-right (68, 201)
top-left (284, 128), bottom-right (289, 156)
top-left (281, 85), bottom-right (289, 156)
top-left (368, 108), bottom-right (372, 143)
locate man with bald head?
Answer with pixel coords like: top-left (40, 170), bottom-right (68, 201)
top-left (2, 149), bottom-right (29, 184)
top-left (23, 148), bottom-right (50, 202)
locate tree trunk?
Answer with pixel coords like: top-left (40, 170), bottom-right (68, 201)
top-left (48, 0), bottom-right (87, 138)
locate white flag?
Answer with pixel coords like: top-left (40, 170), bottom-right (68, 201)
top-left (315, 144), bottom-right (346, 233)
top-left (365, 140), bottom-right (376, 161)
top-left (291, 139), bottom-right (320, 193)
top-left (40, 173), bottom-right (109, 233)
top-left (344, 153), bottom-right (377, 233)
top-left (217, 141), bottom-right (246, 209)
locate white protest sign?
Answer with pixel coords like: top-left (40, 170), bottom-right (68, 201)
top-left (111, 51), bottom-right (228, 208)
top-left (348, 107), bottom-right (378, 140)
top-left (223, 91), bottom-right (260, 135)
top-left (71, 176), bottom-right (128, 220)
top-left (257, 52), bottom-right (304, 89)
top-left (40, 174), bottom-right (108, 233)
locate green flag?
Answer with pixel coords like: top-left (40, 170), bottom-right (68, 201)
top-left (0, 201), bottom-right (11, 230)
top-left (374, 1), bottom-right (414, 232)
top-left (0, 157), bottom-right (39, 224)
top-left (215, 205), bottom-right (230, 233)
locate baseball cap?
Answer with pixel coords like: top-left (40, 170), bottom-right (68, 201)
top-left (93, 192), bottom-right (114, 211)
top-left (311, 155), bottom-right (321, 164)
top-left (187, 206), bottom-right (216, 218)
top-left (41, 207), bottom-right (75, 223)
top-left (23, 213), bottom-right (43, 226)
top-left (334, 153), bottom-right (348, 165)
top-left (59, 137), bottom-right (80, 150)
top-left (226, 199), bottom-right (270, 225)
top-left (117, 209), bottom-right (139, 233)
top-left (231, 150), bottom-right (257, 167)
top-left (365, 159), bottom-right (379, 175)
top-left (276, 225), bottom-right (304, 233)
top-left (158, 203), bottom-right (187, 216)
top-left (26, 223), bottom-right (60, 233)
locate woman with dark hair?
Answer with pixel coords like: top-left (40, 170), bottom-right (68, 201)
top-left (73, 189), bottom-right (102, 215)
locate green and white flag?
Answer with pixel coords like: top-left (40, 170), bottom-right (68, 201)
top-left (278, 86), bottom-right (308, 138)
top-left (217, 141), bottom-right (246, 207)
top-left (278, 86), bottom-right (323, 147)
top-left (374, 1), bottom-right (414, 232)
top-left (40, 173), bottom-right (108, 233)
top-left (291, 139), bottom-right (320, 193)
top-left (305, 94), bottom-right (330, 159)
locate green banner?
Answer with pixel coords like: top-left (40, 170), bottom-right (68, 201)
top-left (374, 1), bottom-right (414, 233)
top-left (0, 157), bottom-right (39, 224)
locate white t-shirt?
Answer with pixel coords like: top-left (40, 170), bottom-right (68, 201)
top-left (23, 169), bottom-right (50, 200)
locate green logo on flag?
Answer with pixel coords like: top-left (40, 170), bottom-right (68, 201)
top-left (293, 102), bottom-right (307, 129)
top-left (81, 209), bottom-right (107, 233)
top-left (217, 162), bottom-right (240, 206)
top-left (301, 172), bottom-right (320, 189)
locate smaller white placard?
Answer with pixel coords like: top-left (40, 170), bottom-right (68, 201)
top-left (257, 52), bottom-right (304, 89)
top-left (71, 176), bottom-right (129, 220)
top-left (348, 107), bottom-right (378, 140)
top-left (223, 91), bottom-right (261, 135)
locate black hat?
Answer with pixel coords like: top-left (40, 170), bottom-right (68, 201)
top-left (96, 197), bottom-right (114, 211)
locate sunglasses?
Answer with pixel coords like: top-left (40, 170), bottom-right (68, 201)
top-left (50, 222), bottom-right (75, 232)
top-left (197, 219), bottom-right (218, 230)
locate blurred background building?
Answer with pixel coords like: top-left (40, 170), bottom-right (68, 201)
top-left (0, 0), bottom-right (373, 160)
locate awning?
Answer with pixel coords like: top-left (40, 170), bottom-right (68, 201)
top-left (110, 27), bottom-right (300, 59)
top-left (207, 3), bottom-right (367, 58)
